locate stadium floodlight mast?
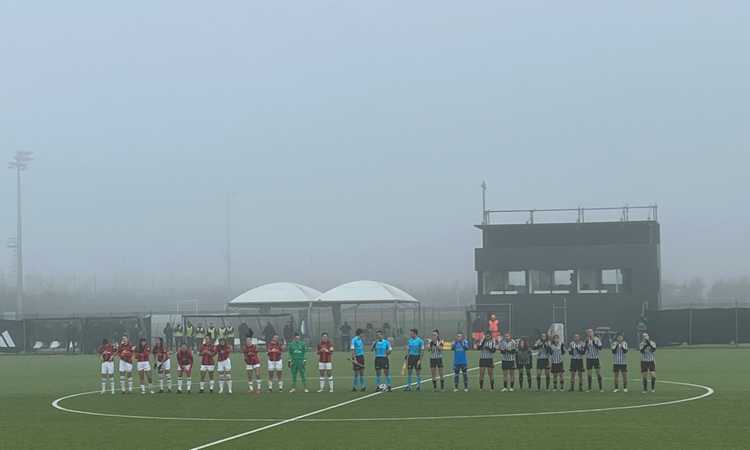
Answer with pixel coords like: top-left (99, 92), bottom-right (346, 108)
top-left (8, 151), bottom-right (33, 318)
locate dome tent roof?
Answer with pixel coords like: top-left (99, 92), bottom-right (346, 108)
top-left (228, 282), bottom-right (322, 306)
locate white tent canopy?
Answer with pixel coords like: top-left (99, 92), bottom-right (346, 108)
top-left (228, 282), bottom-right (322, 307)
top-left (316, 280), bottom-right (419, 304)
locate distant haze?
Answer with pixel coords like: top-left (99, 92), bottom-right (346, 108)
top-left (1, 2), bottom-right (748, 298)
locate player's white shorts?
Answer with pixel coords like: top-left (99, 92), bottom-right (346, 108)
top-left (179, 364), bottom-right (192, 373)
top-left (137, 361), bottom-right (151, 372)
top-left (318, 362), bottom-right (332, 371)
top-left (217, 359), bottom-right (232, 372)
top-left (246, 363), bottom-right (261, 370)
top-left (200, 364), bottom-right (215, 372)
top-left (268, 360), bottom-right (283, 371)
top-left (119, 361), bottom-right (133, 373)
top-left (157, 359), bottom-right (171, 371)
top-left (101, 361), bottom-right (114, 375)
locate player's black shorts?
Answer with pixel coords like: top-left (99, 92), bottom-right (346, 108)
top-left (551, 362), bottom-right (564, 374)
top-left (536, 359), bottom-right (549, 369)
top-left (374, 356), bottom-right (389, 370)
top-left (407, 355), bottom-right (421, 370)
top-left (569, 359), bottom-right (584, 372)
top-left (479, 358), bottom-right (494, 368)
top-left (613, 364), bottom-right (627, 372)
top-left (352, 355), bottom-right (365, 370)
top-left (501, 360), bottom-right (516, 370)
top-left (517, 362), bottom-right (532, 370)
top-left (640, 361), bottom-right (656, 372)
top-left (586, 358), bottom-right (600, 370)
top-left (429, 358), bottom-right (443, 368)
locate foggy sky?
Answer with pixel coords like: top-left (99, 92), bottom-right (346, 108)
top-left (1, 1), bottom-right (748, 295)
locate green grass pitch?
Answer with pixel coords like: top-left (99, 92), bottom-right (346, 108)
top-left (1, 347), bottom-right (747, 449)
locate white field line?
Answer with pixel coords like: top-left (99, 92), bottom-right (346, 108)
top-left (50, 372), bottom-right (714, 450)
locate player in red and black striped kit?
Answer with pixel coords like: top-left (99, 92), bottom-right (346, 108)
top-left (176, 342), bottom-right (193, 393)
top-left (117, 336), bottom-right (134, 393)
top-left (243, 337), bottom-right (262, 394)
top-left (135, 338), bottom-right (154, 394)
top-left (153, 337), bottom-right (172, 393)
top-left (199, 337), bottom-right (217, 393)
top-left (98, 339), bottom-right (116, 394)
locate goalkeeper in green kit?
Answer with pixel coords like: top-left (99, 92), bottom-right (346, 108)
top-left (288, 332), bottom-right (309, 393)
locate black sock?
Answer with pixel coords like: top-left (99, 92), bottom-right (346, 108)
top-left (519, 373), bottom-right (524, 387)
top-left (463, 372), bottom-right (468, 388)
top-left (432, 380), bottom-right (437, 388)
top-left (527, 372), bottom-right (532, 388)
top-left (624, 378), bottom-right (628, 389)
top-left (440, 379), bottom-right (444, 389)
top-left (553, 379), bottom-right (558, 389)
top-left (643, 378), bottom-right (648, 391)
top-left (587, 375), bottom-right (592, 390)
top-left (560, 380), bottom-right (564, 390)
top-left (651, 377), bottom-right (655, 390)
top-left (536, 375), bottom-right (541, 390)
top-left (490, 379), bottom-right (495, 390)
top-left (504, 380), bottom-right (508, 389)
top-left (546, 375), bottom-right (551, 389)
top-left (511, 379), bottom-right (514, 388)
top-left (479, 379), bottom-right (484, 389)
top-left (597, 375), bottom-right (602, 389)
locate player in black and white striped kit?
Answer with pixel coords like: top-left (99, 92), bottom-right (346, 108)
top-left (499, 332), bottom-right (517, 392)
top-left (533, 332), bottom-right (551, 391)
top-left (611, 334), bottom-right (629, 392)
top-left (428, 329), bottom-right (445, 392)
top-left (639, 333), bottom-right (657, 393)
top-left (546, 334), bottom-right (565, 392)
top-left (584, 328), bottom-right (604, 392)
top-left (568, 334), bottom-right (586, 392)
top-left (477, 330), bottom-right (497, 391)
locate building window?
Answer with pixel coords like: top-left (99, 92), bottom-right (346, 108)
top-left (553, 270), bottom-right (576, 293)
top-left (578, 268), bottom-right (601, 293)
top-left (530, 270), bottom-right (554, 294)
top-left (483, 270), bottom-right (527, 295)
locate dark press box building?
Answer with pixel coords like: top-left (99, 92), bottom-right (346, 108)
top-left (474, 206), bottom-right (660, 340)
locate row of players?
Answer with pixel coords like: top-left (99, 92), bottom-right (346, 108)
top-left (97, 328), bottom-right (657, 395)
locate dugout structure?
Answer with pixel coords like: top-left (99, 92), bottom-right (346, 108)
top-left (475, 205), bottom-right (660, 340)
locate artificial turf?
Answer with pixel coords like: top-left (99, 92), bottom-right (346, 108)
top-left (0, 347), bottom-right (746, 449)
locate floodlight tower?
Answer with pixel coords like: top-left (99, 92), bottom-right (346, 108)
top-left (8, 151), bottom-right (33, 318)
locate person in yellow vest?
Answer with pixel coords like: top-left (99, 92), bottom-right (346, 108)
top-left (207, 324), bottom-right (218, 343)
top-left (185, 321), bottom-right (195, 350)
top-left (225, 324), bottom-right (235, 350)
top-left (174, 323), bottom-right (184, 347)
top-left (194, 323), bottom-right (205, 351)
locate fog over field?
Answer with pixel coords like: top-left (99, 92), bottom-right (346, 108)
top-left (1, 2), bottom-right (748, 312)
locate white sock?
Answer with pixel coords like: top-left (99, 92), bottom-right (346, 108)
top-left (110, 379), bottom-right (115, 393)
top-left (101, 380), bottom-right (106, 391)
top-left (178, 378), bottom-right (183, 390)
top-left (187, 380), bottom-right (192, 390)
top-left (160, 378), bottom-right (164, 390)
top-left (200, 381), bottom-right (205, 390)
top-left (278, 380), bottom-right (283, 390)
top-left (227, 379), bottom-right (233, 393)
top-left (248, 381), bottom-right (253, 391)
top-left (320, 377), bottom-right (325, 390)
top-left (219, 376), bottom-right (225, 392)
top-left (209, 379), bottom-right (215, 390)
top-left (141, 384), bottom-right (145, 393)
top-left (128, 380), bottom-right (133, 391)
top-left (329, 376), bottom-right (334, 390)
top-left (120, 379), bottom-right (125, 391)
top-left (256, 379), bottom-right (262, 390)
top-left (167, 374), bottom-right (172, 390)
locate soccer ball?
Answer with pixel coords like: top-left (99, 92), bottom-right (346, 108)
top-left (378, 384), bottom-right (388, 391)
